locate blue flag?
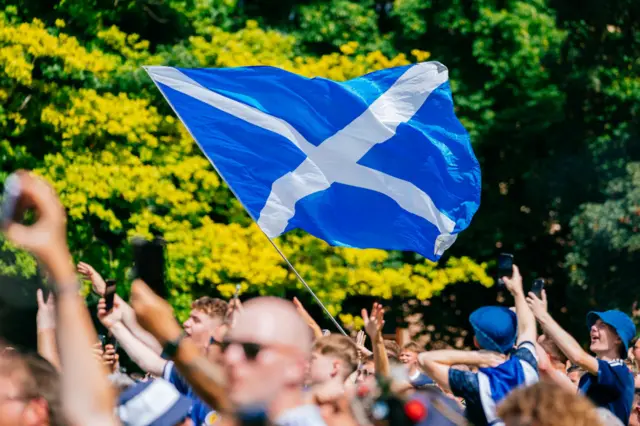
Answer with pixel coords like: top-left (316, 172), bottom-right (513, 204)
top-left (146, 62), bottom-right (480, 260)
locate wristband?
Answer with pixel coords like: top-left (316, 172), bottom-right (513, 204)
top-left (161, 332), bottom-right (187, 359)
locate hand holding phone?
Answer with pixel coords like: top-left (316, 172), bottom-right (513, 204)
top-left (531, 278), bottom-right (545, 299)
top-left (1, 174), bottom-right (22, 228)
top-left (104, 279), bottom-right (117, 312)
top-left (497, 253), bottom-right (514, 278)
top-left (496, 253), bottom-right (514, 287)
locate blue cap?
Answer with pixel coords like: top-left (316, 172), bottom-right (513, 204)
top-left (117, 379), bottom-right (192, 426)
top-left (469, 306), bottom-right (518, 354)
top-left (587, 310), bottom-right (636, 359)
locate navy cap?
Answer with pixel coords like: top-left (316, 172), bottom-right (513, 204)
top-left (117, 379), bottom-right (192, 426)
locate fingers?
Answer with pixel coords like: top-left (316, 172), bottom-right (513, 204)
top-left (512, 265), bottom-right (521, 279)
top-left (36, 288), bottom-right (45, 306)
top-left (361, 308), bottom-right (369, 323)
top-left (542, 289), bottom-right (548, 303)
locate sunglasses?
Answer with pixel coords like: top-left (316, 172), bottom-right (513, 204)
top-left (219, 339), bottom-right (302, 361)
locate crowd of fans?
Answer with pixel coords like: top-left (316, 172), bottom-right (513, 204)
top-left (1, 170), bottom-right (639, 426)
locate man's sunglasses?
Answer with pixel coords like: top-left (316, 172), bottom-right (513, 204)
top-left (211, 338), bottom-right (300, 361)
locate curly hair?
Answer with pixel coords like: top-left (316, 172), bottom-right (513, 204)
top-left (497, 382), bottom-right (602, 426)
top-left (191, 296), bottom-right (228, 321)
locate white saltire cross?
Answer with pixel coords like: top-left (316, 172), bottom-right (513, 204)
top-left (147, 63), bottom-right (457, 256)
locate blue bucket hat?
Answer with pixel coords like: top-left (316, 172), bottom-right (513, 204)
top-left (118, 379), bottom-right (192, 426)
top-left (586, 310), bottom-right (636, 359)
top-left (469, 306), bottom-right (518, 354)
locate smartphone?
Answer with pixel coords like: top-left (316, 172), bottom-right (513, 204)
top-left (104, 279), bottom-right (117, 311)
top-left (132, 236), bottom-right (167, 299)
top-left (497, 253), bottom-right (514, 280)
top-left (531, 278), bottom-right (545, 298)
top-left (1, 174), bottom-right (22, 228)
top-left (98, 334), bottom-right (107, 347)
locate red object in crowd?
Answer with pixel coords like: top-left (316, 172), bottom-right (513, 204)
top-left (356, 384), bottom-right (370, 398)
top-left (404, 400), bottom-right (427, 422)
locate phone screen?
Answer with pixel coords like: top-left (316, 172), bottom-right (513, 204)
top-left (104, 279), bottom-right (117, 311)
top-left (132, 237), bottom-right (167, 299)
top-left (531, 278), bottom-right (545, 298)
top-left (1, 174), bottom-right (22, 227)
top-left (497, 253), bottom-right (514, 279)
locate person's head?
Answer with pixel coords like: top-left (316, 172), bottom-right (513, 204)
top-left (497, 381), bottom-right (601, 426)
top-left (117, 379), bottom-right (193, 426)
top-left (383, 340), bottom-right (400, 362)
top-left (399, 342), bottom-right (422, 366)
top-left (309, 334), bottom-right (358, 385)
top-left (182, 297), bottom-right (228, 353)
top-left (567, 364), bottom-right (585, 387)
top-left (587, 310), bottom-right (635, 359)
top-left (222, 297), bottom-right (312, 410)
top-left (355, 356), bottom-right (375, 387)
top-left (631, 337), bottom-right (640, 364)
top-left (629, 389), bottom-right (640, 426)
top-left (469, 306), bottom-right (517, 354)
top-left (538, 334), bottom-right (568, 370)
top-left (0, 351), bottom-right (56, 426)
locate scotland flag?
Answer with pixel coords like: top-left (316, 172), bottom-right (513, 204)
top-left (146, 62), bottom-right (480, 260)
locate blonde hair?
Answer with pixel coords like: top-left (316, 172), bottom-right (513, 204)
top-left (313, 334), bottom-right (359, 378)
top-left (402, 342), bottom-right (423, 353)
top-left (497, 382), bottom-right (602, 426)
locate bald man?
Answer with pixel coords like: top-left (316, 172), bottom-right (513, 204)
top-left (222, 297), bottom-right (326, 426)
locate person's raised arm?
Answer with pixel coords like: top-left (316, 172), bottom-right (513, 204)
top-left (3, 171), bottom-right (117, 426)
top-left (131, 279), bottom-right (231, 413)
top-left (97, 298), bottom-right (167, 377)
top-left (527, 291), bottom-right (599, 374)
top-left (78, 262), bottom-right (163, 354)
top-left (36, 288), bottom-right (61, 370)
top-left (417, 349), bottom-right (505, 392)
top-left (363, 302), bottom-right (390, 377)
top-left (293, 297), bottom-right (324, 340)
top-left (502, 265), bottom-right (536, 345)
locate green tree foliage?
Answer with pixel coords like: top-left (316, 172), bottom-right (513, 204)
top-left (0, 0), bottom-right (638, 342)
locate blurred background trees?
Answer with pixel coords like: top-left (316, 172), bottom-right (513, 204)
top-left (0, 0), bottom-right (638, 348)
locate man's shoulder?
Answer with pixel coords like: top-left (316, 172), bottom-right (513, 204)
top-left (600, 359), bottom-right (633, 379)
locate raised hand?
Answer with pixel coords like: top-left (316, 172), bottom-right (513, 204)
top-left (77, 261), bottom-right (107, 296)
top-left (526, 290), bottom-right (549, 319)
top-left (36, 288), bottom-right (56, 331)
top-left (225, 297), bottom-right (243, 328)
top-left (2, 171), bottom-right (67, 265)
top-left (293, 296), bottom-right (323, 338)
top-left (362, 302), bottom-right (385, 340)
top-left (102, 344), bottom-right (119, 374)
top-left (355, 330), bottom-right (372, 358)
top-left (97, 298), bottom-right (123, 329)
top-left (502, 265), bottom-right (524, 297)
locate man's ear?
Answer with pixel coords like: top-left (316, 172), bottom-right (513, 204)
top-left (473, 336), bottom-right (480, 349)
top-left (24, 398), bottom-right (49, 425)
top-left (331, 359), bottom-right (341, 378)
top-left (215, 323), bottom-right (229, 341)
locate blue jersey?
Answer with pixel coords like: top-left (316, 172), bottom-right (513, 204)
top-left (579, 359), bottom-right (633, 425)
top-left (164, 361), bottom-right (220, 425)
top-left (448, 341), bottom-right (539, 426)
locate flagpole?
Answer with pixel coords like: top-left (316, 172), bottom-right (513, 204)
top-left (262, 235), bottom-right (348, 336)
